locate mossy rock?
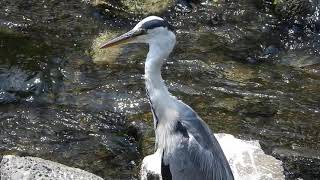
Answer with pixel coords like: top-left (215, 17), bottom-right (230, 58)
top-left (123, 0), bottom-right (173, 14)
top-left (92, 0), bottom-right (174, 15)
top-left (91, 31), bottom-right (123, 64)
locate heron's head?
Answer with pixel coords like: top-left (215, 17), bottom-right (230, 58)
top-left (100, 16), bottom-right (175, 49)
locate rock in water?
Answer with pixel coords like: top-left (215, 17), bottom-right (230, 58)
top-left (140, 149), bottom-right (162, 180)
top-left (0, 155), bottom-right (103, 180)
top-left (140, 133), bottom-right (285, 180)
top-left (216, 134), bottom-right (285, 180)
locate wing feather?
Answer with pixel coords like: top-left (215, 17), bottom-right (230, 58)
top-left (162, 104), bottom-right (234, 180)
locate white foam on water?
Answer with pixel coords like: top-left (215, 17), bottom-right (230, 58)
top-left (141, 133), bottom-right (285, 180)
top-left (0, 155), bottom-right (103, 180)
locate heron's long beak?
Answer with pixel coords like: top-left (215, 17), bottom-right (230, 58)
top-left (100, 29), bottom-right (145, 49)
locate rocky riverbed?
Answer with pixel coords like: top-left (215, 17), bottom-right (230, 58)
top-left (0, 0), bottom-right (319, 179)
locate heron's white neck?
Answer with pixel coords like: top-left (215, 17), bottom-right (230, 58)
top-left (145, 33), bottom-right (176, 121)
top-left (145, 44), bottom-right (171, 101)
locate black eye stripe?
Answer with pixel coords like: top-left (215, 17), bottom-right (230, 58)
top-left (141, 19), bottom-right (174, 31)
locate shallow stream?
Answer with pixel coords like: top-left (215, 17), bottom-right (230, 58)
top-left (0, 0), bottom-right (319, 179)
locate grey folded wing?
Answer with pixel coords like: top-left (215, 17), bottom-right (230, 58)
top-left (162, 106), bottom-right (234, 180)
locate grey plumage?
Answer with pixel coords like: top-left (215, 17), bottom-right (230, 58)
top-left (156, 99), bottom-right (234, 180)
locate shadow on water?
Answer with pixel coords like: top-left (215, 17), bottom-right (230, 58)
top-left (0, 0), bottom-right (320, 179)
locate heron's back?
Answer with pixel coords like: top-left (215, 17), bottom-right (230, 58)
top-left (160, 100), bottom-right (234, 180)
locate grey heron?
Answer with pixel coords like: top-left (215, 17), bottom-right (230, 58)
top-left (100, 16), bottom-right (234, 180)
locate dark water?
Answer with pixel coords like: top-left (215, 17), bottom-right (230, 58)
top-left (0, 0), bottom-right (319, 179)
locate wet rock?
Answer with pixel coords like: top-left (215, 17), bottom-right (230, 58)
top-left (0, 155), bottom-right (103, 180)
top-left (140, 134), bottom-right (285, 180)
top-left (0, 105), bottom-right (139, 179)
top-left (218, 134), bottom-right (284, 180)
top-left (0, 67), bottom-right (44, 103)
top-left (0, 67), bottom-right (41, 93)
top-left (0, 91), bottom-right (18, 104)
top-left (246, 56), bottom-right (259, 64)
top-left (273, 0), bottom-right (314, 19)
top-left (140, 150), bottom-right (162, 180)
top-left (175, 0), bottom-right (201, 13)
top-left (272, 147), bottom-right (320, 179)
top-left (261, 45), bottom-right (280, 59)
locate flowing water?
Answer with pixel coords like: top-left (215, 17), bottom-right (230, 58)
top-left (0, 0), bottom-right (319, 179)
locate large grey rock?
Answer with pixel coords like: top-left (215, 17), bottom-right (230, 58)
top-left (0, 155), bottom-right (103, 180)
top-left (140, 133), bottom-right (285, 180)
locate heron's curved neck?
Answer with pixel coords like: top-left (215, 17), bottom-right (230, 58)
top-left (145, 43), bottom-right (171, 99)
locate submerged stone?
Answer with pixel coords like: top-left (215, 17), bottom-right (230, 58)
top-left (121, 0), bottom-right (173, 15)
top-left (276, 51), bottom-right (320, 67)
top-left (91, 31), bottom-right (123, 64)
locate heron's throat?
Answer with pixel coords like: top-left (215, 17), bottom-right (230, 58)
top-left (145, 43), bottom-right (173, 104)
